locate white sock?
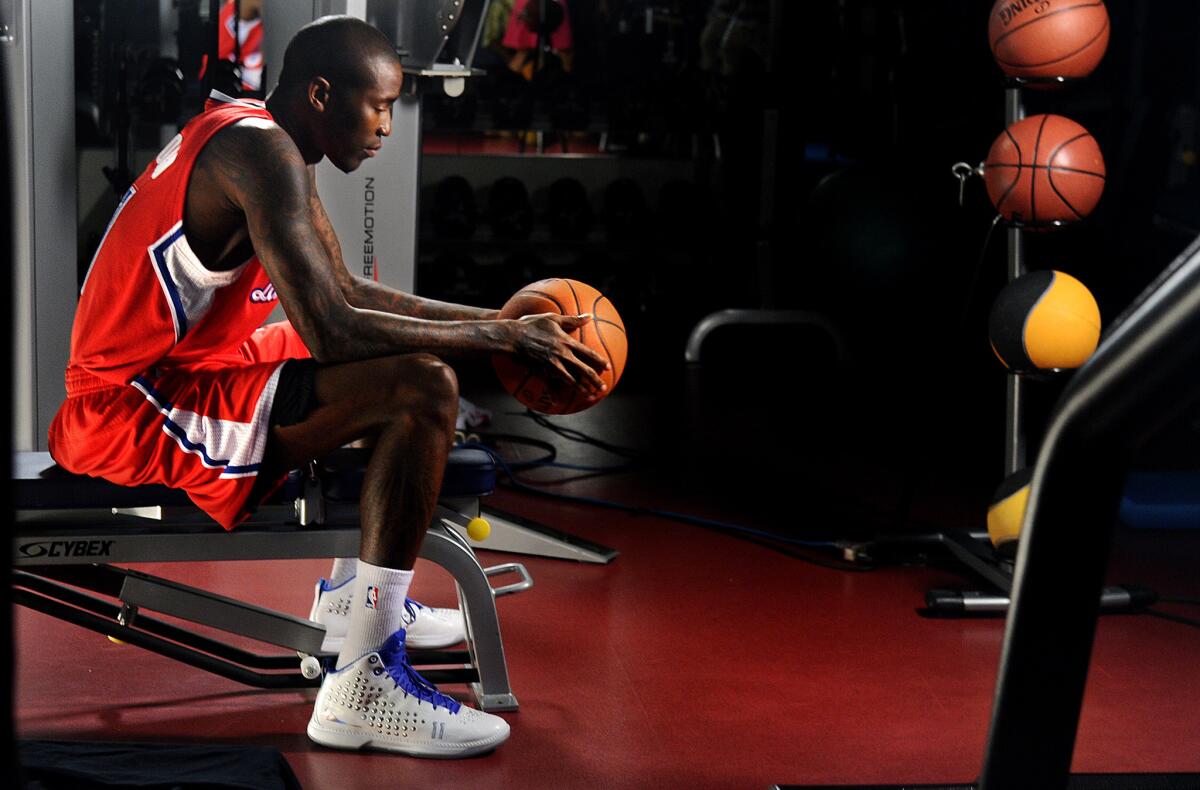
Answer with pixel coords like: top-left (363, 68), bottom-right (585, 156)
top-left (336, 560), bottom-right (413, 670)
top-left (327, 557), bottom-right (356, 588)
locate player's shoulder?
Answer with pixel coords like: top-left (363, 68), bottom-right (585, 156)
top-left (211, 115), bottom-right (294, 156)
top-left (203, 116), bottom-right (306, 181)
top-left (194, 118), bottom-right (308, 210)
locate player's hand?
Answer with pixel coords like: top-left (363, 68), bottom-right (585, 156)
top-left (512, 313), bottom-right (610, 396)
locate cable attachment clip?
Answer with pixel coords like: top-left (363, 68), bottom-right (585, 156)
top-left (952, 161), bottom-right (984, 207)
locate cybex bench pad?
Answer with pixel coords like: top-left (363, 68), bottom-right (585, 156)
top-left (13, 447), bottom-right (496, 511)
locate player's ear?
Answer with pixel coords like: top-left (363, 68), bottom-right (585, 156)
top-left (308, 77), bottom-right (331, 113)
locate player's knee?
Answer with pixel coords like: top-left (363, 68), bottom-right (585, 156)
top-left (416, 354), bottom-right (459, 412)
top-left (390, 354), bottom-right (458, 428)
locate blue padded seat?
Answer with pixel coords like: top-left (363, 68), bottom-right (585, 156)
top-left (13, 447), bottom-right (496, 511)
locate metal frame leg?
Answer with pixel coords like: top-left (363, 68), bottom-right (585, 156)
top-left (428, 506), bottom-right (522, 711)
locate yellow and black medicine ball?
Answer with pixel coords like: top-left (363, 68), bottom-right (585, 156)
top-left (989, 270), bottom-right (1101, 372)
top-left (987, 467), bottom-right (1033, 556)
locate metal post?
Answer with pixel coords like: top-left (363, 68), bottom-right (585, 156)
top-left (1003, 86), bottom-right (1026, 476)
top-left (7, 0), bottom-right (77, 451)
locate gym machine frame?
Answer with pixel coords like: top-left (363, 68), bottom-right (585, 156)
top-left (12, 449), bottom-right (529, 712)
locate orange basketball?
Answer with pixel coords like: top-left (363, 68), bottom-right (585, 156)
top-left (492, 279), bottom-right (628, 415)
top-left (989, 0), bottom-right (1110, 81)
top-left (983, 114), bottom-right (1106, 226)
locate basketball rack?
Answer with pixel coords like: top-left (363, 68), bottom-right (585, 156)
top-left (854, 77), bottom-right (1097, 612)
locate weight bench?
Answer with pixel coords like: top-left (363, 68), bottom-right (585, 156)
top-left (11, 447), bottom-right (530, 712)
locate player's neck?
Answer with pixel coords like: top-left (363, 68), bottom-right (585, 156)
top-left (266, 89), bottom-right (323, 166)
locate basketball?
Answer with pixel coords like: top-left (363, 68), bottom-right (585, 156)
top-left (983, 114), bottom-right (1106, 226)
top-left (989, 0), bottom-right (1110, 81)
top-left (493, 278), bottom-right (627, 415)
top-left (989, 270), bottom-right (1101, 372)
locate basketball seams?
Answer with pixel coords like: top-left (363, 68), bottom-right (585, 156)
top-left (594, 318), bottom-right (626, 333)
top-left (1003, 126), bottom-right (1024, 163)
top-left (515, 368), bottom-right (537, 397)
top-left (1030, 115), bottom-right (1051, 222)
top-left (1046, 128), bottom-right (1103, 220)
top-left (994, 128), bottom-right (1024, 212)
top-left (986, 163), bottom-right (1106, 179)
top-left (513, 288), bottom-right (567, 314)
top-left (1046, 168), bottom-right (1086, 220)
top-left (588, 294), bottom-right (611, 376)
top-left (589, 295), bottom-right (615, 378)
top-left (991, 2), bottom-right (1107, 52)
top-left (497, 278), bottom-right (625, 414)
top-left (1045, 131), bottom-right (1093, 165)
top-left (994, 17), bottom-right (1109, 68)
top-left (987, 115), bottom-right (1104, 224)
top-left (564, 279), bottom-right (582, 314)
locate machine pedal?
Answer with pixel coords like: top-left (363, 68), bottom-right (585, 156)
top-left (484, 563), bottom-right (533, 597)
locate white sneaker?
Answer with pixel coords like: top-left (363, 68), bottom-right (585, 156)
top-left (456, 396), bottom-right (492, 431)
top-left (309, 577), bottom-right (466, 652)
top-left (307, 630), bottom-right (510, 758)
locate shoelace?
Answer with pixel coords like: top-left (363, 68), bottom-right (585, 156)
top-left (380, 639), bottom-right (462, 714)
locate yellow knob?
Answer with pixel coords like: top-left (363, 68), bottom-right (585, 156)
top-left (466, 517), bottom-right (491, 542)
top-left (107, 636), bottom-right (126, 646)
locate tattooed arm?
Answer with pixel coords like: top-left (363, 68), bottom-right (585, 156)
top-left (205, 120), bottom-right (605, 392)
top-left (306, 167), bottom-right (500, 321)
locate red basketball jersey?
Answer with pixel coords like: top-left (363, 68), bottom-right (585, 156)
top-left (67, 92), bottom-right (280, 392)
top-left (50, 93), bottom-right (305, 529)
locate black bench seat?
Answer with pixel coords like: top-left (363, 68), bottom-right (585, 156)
top-left (14, 446), bottom-right (497, 512)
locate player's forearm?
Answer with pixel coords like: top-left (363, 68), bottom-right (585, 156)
top-left (310, 307), bottom-right (514, 363)
top-left (345, 277), bottom-right (500, 321)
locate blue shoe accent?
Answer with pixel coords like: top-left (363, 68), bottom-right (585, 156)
top-left (317, 575), bottom-right (355, 593)
top-left (379, 630), bottom-right (462, 714)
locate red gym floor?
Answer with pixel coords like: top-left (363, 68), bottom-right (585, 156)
top-left (14, 388), bottom-right (1200, 788)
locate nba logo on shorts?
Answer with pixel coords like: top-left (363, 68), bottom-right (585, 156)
top-left (365, 585), bottom-right (380, 609)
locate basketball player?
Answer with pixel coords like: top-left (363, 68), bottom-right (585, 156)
top-left (49, 15), bottom-right (608, 757)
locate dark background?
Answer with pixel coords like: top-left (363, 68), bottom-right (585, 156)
top-left (416, 0), bottom-right (1200, 537)
top-left (66, 0), bottom-right (1200, 538)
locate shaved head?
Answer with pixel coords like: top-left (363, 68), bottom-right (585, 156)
top-left (276, 15), bottom-right (401, 93)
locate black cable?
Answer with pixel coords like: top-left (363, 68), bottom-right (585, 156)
top-left (475, 431), bottom-right (641, 478)
top-left (515, 410), bottom-right (644, 459)
top-left (1142, 608), bottom-right (1200, 630)
top-left (473, 418), bottom-right (865, 569)
top-left (462, 441), bottom-right (864, 572)
top-left (1156, 595), bottom-right (1200, 606)
top-left (472, 411), bottom-right (885, 568)
top-left (470, 431), bottom-right (557, 468)
top-left (726, 532), bottom-right (876, 572)
top-left (957, 213), bottom-right (1004, 333)
top-left (888, 212), bottom-right (1005, 536)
